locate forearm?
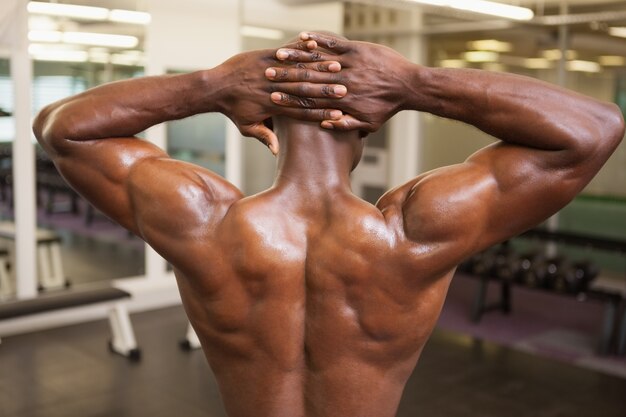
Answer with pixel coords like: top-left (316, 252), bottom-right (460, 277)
top-left (407, 66), bottom-right (625, 152)
top-left (34, 68), bottom-right (225, 148)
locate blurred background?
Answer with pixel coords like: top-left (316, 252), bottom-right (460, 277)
top-left (0, 0), bottom-right (625, 408)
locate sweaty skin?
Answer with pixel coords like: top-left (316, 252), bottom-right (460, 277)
top-left (34, 33), bottom-right (624, 417)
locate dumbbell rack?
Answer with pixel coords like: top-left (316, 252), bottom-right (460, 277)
top-left (470, 228), bottom-right (626, 356)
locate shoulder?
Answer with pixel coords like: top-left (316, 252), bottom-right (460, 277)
top-left (128, 157), bottom-right (242, 241)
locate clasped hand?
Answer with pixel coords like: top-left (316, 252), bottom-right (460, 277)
top-left (219, 32), bottom-right (414, 155)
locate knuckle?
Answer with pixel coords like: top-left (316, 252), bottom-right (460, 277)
top-left (310, 52), bottom-right (322, 61)
top-left (321, 85), bottom-right (333, 97)
top-left (278, 69), bottom-right (289, 80)
top-left (296, 62), bottom-right (307, 69)
top-left (316, 63), bottom-right (326, 72)
top-left (302, 69), bottom-right (311, 80)
top-left (297, 84), bottom-right (310, 95)
top-left (297, 97), bottom-right (316, 108)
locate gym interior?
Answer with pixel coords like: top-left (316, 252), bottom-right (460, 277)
top-left (0, 0), bottom-right (625, 416)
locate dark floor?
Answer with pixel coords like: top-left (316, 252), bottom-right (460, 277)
top-left (0, 306), bottom-right (625, 417)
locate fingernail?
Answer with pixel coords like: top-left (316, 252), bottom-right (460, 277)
top-left (334, 85), bottom-right (347, 96)
top-left (321, 121), bottom-right (334, 129)
top-left (329, 62), bottom-right (341, 72)
top-left (330, 110), bottom-right (342, 119)
top-left (276, 50), bottom-right (289, 60)
top-left (265, 68), bottom-right (277, 78)
top-left (300, 32), bottom-right (310, 40)
top-left (271, 92), bottom-right (282, 102)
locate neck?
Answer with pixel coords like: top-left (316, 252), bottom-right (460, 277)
top-left (272, 120), bottom-right (360, 195)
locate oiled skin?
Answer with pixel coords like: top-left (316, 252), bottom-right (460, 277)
top-left (33, 36), bottom-right (624, 417)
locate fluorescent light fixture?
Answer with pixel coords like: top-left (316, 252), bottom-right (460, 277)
top-left (63, 32), bottom-right (138, 48)
top-left (240, 26), bottom-right (285, 40)
top-left (111, 53), bottom-right (144, 66)
top-left (542, 49), bottom-right (577, 61)
top-left (463, 51), bottom-right (499, 63)
top-left (109, 9), bottom-right (151, 24)
top-left (29, 30), bottom-right (63, 43)
top-left (599, 56), bottom-right (626, 67)
top-left (439, 59), bottom-right (467, 68)
top-left (28, 1), bottom-right (108, 20)
top-left (30, 30), bottom-right (138, 48)
top-left (28, 2), bottom-right (151, 25)
top-left (467, 39), bottom-right (512, 53)
top-left (524, 58), bottom-right (552, 69)
top-left (405, 0), bottom-right (534, 21)
top-left (567, 60), bottom-right (601, 73)
top-left (31, 49), bottom-right (88, 62)
top-left (609, 27), bottom-right (626, 38)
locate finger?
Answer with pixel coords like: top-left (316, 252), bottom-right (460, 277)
top-left (321, 114), bottom-right (374, 132)
top-left (299, 32), bottom-right (351, 54)
top-left (280, 39), bottom-right (318, 51)
top-left (265, 62), bottom-right (342, 82)
top-left (276, 48), bottom-right (335, 63)
top-left (270, 92), bottom-right (337, 109)
top-left (240, 123), bottom-right (279, 155)
top-left (278, 107), bottom-right (343, 122)
top-left (271, 82), bottom-right (347, 98)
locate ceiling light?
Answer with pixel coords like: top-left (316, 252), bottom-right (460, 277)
top-left (31, 49), bottom-right (88, 63)
top-left (109, 9), bottom-right (151, 25)
top-left (28, 30), bottom-right (63, 43)
top-left (599, 56), bottom-right (626, 67)
top-left (240, 26), bottom-right (285, 40)
top-left (111, 53), bottom-right (144, 66)
top-left (62, 32), bottom-right (138, 48)
top-left (28, 2), bottom-right (151, 25)
top-left (609, 27), bottom-right (626, 38)
top-left (567, 60), bottom-right (601, 73)
top-left (463, 51), bottom-right (499, 63)
top-left (524, 58), bottom-right (552, 69)
top-left (467, 39), bottom-right (512, 53)
top-left (439, 59), bottom-right (467, 68)
top-left (28, 1), bottom-right (108, 20)
top-left (29, 30), bottom-right (138, 48)
top-left (405, 0), bottom-right (534, 21)
top-left (542, 49), bottom-right (577, 61)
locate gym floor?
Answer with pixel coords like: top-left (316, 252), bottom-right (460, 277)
top-left (1, 305), bottom-right (625, 417)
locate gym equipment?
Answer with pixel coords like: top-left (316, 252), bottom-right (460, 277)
top-left (0, 221), bottom-right (70, 292)
top-left (469, 228), bottom-right (626, 355)
top-left (0, 286), bottom-right (140, 360)
top-left (180, 323), bottom-right (202, 351)
top-left (0, 248), bottom-right (11, 299)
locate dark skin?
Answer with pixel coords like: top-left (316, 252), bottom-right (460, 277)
top-left (34, 32), bottom-right (624, 417)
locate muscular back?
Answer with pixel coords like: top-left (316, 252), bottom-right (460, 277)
top-left (172, 187), bottom-right (453, 417)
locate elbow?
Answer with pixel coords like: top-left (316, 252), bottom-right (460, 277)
top-left (603, 103), bottom-right (626, 153)
top-left (32, 105), bottom-right (67, 156)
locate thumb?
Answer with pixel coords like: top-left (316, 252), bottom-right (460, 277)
top-left (240, 122), bottom-right (280, 156)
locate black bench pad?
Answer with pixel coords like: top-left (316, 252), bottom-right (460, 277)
top-left (0, 287), bottom-right (130, 320)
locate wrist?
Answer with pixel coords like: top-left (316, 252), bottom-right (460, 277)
top-left (401, 63), bottom-right (432, 112)
top-left (196, 66), bottom-right (229, 114)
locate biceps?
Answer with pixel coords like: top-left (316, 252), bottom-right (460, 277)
top-left (52, 138), bottom-right (167, 234)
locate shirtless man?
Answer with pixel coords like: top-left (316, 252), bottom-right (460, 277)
top-left (33, 32), bottom-right (624, 417)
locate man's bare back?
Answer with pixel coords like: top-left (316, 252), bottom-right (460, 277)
top-left (33, 32), bottom-right (624, 417)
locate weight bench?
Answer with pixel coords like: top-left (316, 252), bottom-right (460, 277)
top-left (0, 221), bottom-right (69, 292)
top-left (0, 286), bottom-right (141, 360)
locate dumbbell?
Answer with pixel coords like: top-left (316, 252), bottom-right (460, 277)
top-left (558, 260), bottom-right (599, 294)
top-left (492, 247), bottom-right (521, 282)
top-left (517, 251), bottom-right (545, 286)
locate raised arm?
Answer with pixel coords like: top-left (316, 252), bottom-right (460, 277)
top-left (268, 32), bottom-right (625, 267)
top-left (33, 46), bottom-right (344, 258)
